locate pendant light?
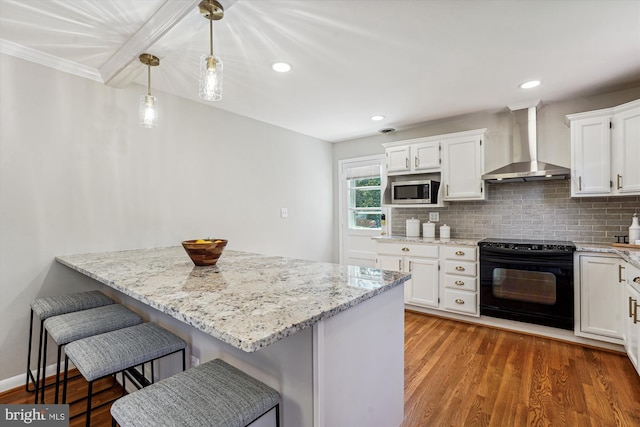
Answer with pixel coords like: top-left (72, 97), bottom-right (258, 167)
top-left (139, 53), bottom-right (160, 128)
top-left (198, 0), bottom-right (224, 101)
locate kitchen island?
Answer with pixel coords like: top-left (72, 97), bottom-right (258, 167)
top-left (56, 247), bottom-right (410, 427)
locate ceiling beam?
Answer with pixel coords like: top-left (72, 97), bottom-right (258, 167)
top-left (101, 0), bottom-right (238, 88)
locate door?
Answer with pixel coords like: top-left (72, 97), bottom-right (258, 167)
top-left (405, 257), bottom-right (439, 308)
top-left (441, 134), bottom-right (484, 200)
top-left (339, 155), bottom-right (386, 267)
top-left (571, 115), bottom-right (611, 196)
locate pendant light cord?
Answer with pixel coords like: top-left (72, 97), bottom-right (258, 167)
top-left (147, 64), bottom-right (151, 96)
top-left (209, 17), bottom-right (214, 56)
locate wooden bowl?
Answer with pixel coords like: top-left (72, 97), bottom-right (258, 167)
top-left (181, 239), bottom-right (228, 266)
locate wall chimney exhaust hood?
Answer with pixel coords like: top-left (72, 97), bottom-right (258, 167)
top-left (482, 103), bottom-right (571, 183)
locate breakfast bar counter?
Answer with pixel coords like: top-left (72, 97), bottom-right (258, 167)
top-left (56, 246), bottom-right (410, 427)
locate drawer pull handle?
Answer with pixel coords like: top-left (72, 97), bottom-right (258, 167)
top-left (455, 266), bottom-right (465, 271)
top-left (634, 277), bottom-right (640, 284)
top-left (618, 265), bottom-right (625, 283)
top-left (630, 297), bottom-right (636, 318)
top-left (455, 299), bottom-right (465, 305)
top-left (402, 247), bottom-right (410, 252)
top-left (455, 251), bottom-right (465, 256)
top-left (455, 280), bottom-right (465, 286)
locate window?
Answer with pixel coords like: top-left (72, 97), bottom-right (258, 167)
top-left (347, 165), bottom-right (382, 230)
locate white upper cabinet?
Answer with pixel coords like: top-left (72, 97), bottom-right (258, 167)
top-left (567, 99), bottom-right (640, 197)
top-left (441, 130), bottom-right (486, 201)
top-left (384, 138), bottom-right (440, 175)
top-left (383, 129), bottom-right (486, 203)
top-left (570, 115), bottom-right (612, 195)
top-left (613, 102), bottom-right (640, 194)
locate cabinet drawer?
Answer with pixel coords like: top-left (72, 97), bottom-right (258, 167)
top-left (443, 289), bottom-right (478, 315)
top-left (443, 260), bottom-right (476, 277)
top-left (442, 246), bottom-right (477, 261)
top-left (376, 243), bottom-right (438, 258)
top-left (443, 274), bottom-right (477, 292)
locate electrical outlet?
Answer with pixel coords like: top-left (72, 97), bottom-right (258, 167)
top-left (429, 212), bottom-right (439, 222)
top-left (191, 355), bottom-right (200, 367)
top-left (280, 208), bottom-right (288, 218)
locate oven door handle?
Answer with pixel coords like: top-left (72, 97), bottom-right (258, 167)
top-left (480, 255), bottom-right (573, 268)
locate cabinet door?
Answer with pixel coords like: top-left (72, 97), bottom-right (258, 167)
top-left (571, 116), bottom-right (611, 196)
top-left (404, 257), bottom-right (439, 308)
top-left (613, 103), bottom-right (640, 194)
top-left (578, 255), bottom-right (624, 341)
top-left (625, 267), bottom-right (640, 375)
top-left (625, 281), bottom-right (640, 375)
top-left (413, 141), bottom-right (440, 172)
top-left (376, 254), bottom-right (403, 272)
top-left (385, 146), bottom-right (410, 174)
top-left (441, 134), bottom-right (484, 200)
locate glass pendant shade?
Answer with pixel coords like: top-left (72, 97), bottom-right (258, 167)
top-left (199, 54), bottom-right (223, 101)
top-left (140, 94), bottom-right (158, 128)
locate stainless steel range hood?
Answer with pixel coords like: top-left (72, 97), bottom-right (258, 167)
top-left (482, 104), bottom-right (571, 183)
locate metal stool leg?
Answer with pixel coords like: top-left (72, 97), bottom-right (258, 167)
top-left (37, 321), bottom-right (48, 404)
top-left (25, 309), bottom-right (37, 392)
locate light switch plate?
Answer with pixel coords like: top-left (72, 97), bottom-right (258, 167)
top-left (429, 212), bottom-right (439, 222)
top-left (281, 208), bottom-right (288, 218)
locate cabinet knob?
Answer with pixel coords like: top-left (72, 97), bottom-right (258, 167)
top-left (634, 277), bottom-right (640, 284)
top-left (455, 266), bottom-right (465, 271)
top-left (455, 280), bottom-right (465, 286)
top-left (402, 247), bottom-right (410, 252)
top-left (455, 299), bottom-right (465, 305)
top-left (455, 251), bottom-right (465, 256)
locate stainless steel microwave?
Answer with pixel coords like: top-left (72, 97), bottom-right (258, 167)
top-left (391, 180), bottom-right (440, 204)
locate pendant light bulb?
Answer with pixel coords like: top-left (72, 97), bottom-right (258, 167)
top-left (139, 54), bottom-right (160, 128)
top-left (198, 0), bottom-right (224, 101)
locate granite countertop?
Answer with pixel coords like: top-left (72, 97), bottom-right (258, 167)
top-left (56, 247), bottom-right (410, 352)
top-left (575, 243), bottom-right (640, 270)
top-left (373, 235), bottom-right (480, 247)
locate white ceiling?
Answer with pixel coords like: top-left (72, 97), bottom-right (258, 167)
top-left (1, 0), bottom-right (639, 142)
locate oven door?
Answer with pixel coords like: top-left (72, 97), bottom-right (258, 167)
top-left (480, 248), bottom-right (574, 330)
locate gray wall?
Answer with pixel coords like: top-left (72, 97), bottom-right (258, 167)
top-left (0, 54), bottom-right (334, 385)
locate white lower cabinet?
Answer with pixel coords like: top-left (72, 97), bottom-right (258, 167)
top-left (624, 264), bottom-right (640, 376)
top-left (375, 243), bottom-right (439, 309)
top-left (575, 253), bottom-right (624, 344)
top-left (441, 246), bottom-right (479, 316)
top-left (376, 242), bottom-right (479, 317)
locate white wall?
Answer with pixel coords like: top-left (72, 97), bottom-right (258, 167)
top-left (0, 54), bottom-right (333, 383)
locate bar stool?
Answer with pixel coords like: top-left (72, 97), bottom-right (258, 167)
top-left (27, 291), bottom-right (114, 394)
top-left (64, 322), bottom-right (187, 427)
top-left (110, 358), bottom-right (280, 427)
top-left (40, 304), bottom-right (143, 404)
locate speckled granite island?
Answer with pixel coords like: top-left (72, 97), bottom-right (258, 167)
top-left (56, 247), bottom-right (410, 427)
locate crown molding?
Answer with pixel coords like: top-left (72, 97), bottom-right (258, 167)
top-left (0, 39), bottom-right (103, 82)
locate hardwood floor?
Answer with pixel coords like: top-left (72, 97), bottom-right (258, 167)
top-left (403, 311), bottom-right (640, 427)
top-left (3, 313), bottom-right (639, 426)
top-left (0, 371), bottom-right (124, 427)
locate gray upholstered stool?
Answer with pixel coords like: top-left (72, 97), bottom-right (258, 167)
top-left (27, 291), bottom-right (114, 400)
top-left (64, 322), bottom-right (187, 427)
top-left (42, 304), bottom-right (143, 404)
top-left (110, 358), bottom-right (281, 427)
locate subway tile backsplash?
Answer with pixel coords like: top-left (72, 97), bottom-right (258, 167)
top-left (390, 180), bottom-right (640, 244)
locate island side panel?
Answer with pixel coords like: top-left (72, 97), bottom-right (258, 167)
top-left (106, 288), bottom-right (315, 427)
top-left (314, 285), bottom-right (404, 427)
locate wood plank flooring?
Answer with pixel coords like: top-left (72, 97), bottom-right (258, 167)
top-left (2, 312), bottom-right (639, 426)
top-left (403, 311), bottom-right (640, 427)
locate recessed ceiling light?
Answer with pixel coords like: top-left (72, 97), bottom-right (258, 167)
top-left (519, 80), bottom-right (541, 89)
top-left (272, 62), bottom-right (292, 73)
top-left (370, 115), bottom-right (385, 121)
